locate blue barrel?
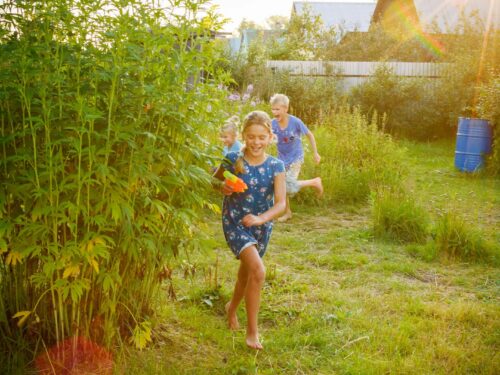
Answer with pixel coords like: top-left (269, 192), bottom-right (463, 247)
top-left (454, 117), bottom-right (492, 172)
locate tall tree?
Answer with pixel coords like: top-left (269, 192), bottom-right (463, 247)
top-left (281, 4), bottom-right (336, 60)
top-left (266, 15), bottom-right (289, 30)
top-left (238, 18), bottom-right (263, 33)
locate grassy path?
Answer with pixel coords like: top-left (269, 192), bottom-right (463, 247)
top-left (117, 141), bottom-right (499, 374)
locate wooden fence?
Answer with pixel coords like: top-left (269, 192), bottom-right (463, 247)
top-left (266, 60), bottom-right (449, 90)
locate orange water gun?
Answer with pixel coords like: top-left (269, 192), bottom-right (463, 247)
top-left (223, 171), bottom-right (248, 193)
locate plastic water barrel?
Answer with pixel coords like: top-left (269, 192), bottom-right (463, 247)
top-left (454, 117), bottom-right (492, 172)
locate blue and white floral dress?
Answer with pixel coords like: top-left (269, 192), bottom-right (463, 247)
top-left (221, 151), bottom-right (285, 259)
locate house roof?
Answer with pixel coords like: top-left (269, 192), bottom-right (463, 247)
top-left (413, 0), bottom-right (500, 32)
top-left (292, 1), bottom-right (377, 32)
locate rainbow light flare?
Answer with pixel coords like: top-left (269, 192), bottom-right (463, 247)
top-left (388, 2), bottom-right (446, 58)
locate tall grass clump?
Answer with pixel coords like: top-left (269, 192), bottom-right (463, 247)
top-left (434, 212), bottom-right (497, 263)
top-left (0, 0), bottom-right (227, 371)
top-left (372, 189), bottom-right (429, 244)
top-left (300, 106), bottom-right (407, 205)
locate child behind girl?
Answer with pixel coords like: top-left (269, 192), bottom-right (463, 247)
top-left (270, 93), bottom-right (323, 222)
top-left (213, 111), bottom-right (286, 350)
top-left (220, 115), bottom-right (243, 156)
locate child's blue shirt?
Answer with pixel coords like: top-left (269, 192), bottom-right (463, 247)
top-left (223, 140), bottom-right (243, 156)
top-left (271, 115), bottom-right (309, 168)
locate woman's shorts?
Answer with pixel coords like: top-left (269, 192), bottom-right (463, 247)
top-left (285, 161), bottom-right (302, 196)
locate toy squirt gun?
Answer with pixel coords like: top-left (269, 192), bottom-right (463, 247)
top-left (223, 171), bottom-right (248, 193)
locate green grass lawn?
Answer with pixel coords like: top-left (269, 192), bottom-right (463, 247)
top-left (116, 141), bottom-right (499, 374)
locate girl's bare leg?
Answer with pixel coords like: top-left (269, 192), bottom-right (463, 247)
top-left (239, 246), bottom-right (265, 350)
top-left (278, 196), bottom-right (292, 222)
top-left (226, 263), bottom-right (248, 330)
top-left (278, 178), bottom-right (323, 223)
top-left (298, 177), bottom-right (323, 196)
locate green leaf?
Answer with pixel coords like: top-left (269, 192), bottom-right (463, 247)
top-left (130, 321), bottom-right (152, 350)
top-left (111, 202), bottom-right (122, 223)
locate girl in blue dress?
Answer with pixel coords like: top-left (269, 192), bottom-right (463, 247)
top-left (213, 110), bottom-right (286, 350)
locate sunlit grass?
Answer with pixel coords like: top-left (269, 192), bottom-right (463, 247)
top-left (117, 140), bottom-right (499, 374)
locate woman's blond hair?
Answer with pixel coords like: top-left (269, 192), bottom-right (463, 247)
top-left (234, 111), bottom-right (273, 174)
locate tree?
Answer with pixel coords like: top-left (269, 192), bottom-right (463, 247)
top-left (281, 4), bottom-right (337, 60)
top-left (266, 15), bottom-right (289, 30)
top-left (238, 18), bottom-right (263, 33)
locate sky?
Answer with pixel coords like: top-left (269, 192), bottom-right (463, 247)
top-left (208, 0), bottom-right (376, 33)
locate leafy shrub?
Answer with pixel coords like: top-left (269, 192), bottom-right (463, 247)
top-left (350, 65), bottom-right (462, 139)
top-left (0, 0), bottom-right (226, 368)
top-left (434, 212), bottom-right (497, 262)
top-left (477, 74), bottom-right (500, 176)
top-left (254, 69), bottom-right (341, 126)
top-left (322, 23), bottom-right (441, 62)
top-left (372, 189), bottom-right (429, 244)
top-left (299, 107), bottom-right (407, 205)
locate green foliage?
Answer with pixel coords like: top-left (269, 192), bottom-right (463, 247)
top-left (300, 107), bottom-right (407, 204)
top-left (372, 189), bottom-right (429, 244)
top-left (0, 0), bottom-right (227, 368)
top-left (237, 19), bottom-right (263, 33)
top-left (349, 54), bottom-right (499, 140)
top-left (277, 4), bottom-right (336, 61)
top-left (350, 65), bottom-right (440, 139)
top-left (323, 23), bottom-right (440, 62)
top-left (433, 212), bottom-right (497, 263)
top-left (477, 74), bottom-right (500, 176)
top-left (226, 4), bottom-right (337, 95)
top-left (256, 71), bottom-right (341, 125)
top-left (228, 6), bottom-right (500, 142)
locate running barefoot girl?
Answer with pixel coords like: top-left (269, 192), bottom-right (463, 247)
top-left (213, 111), bottom-right (286, 350)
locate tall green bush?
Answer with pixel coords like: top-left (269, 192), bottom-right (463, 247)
top-left (349, 65), bottom-right (438, 139)
top-left (0, 0), bottom-right (226, 369)
top-left (300, 107), bottom-right (407, 204)
top-left (257, 70), bottom-right (341, 126)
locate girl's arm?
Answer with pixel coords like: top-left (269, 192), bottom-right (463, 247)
top-left (212, 166), bottom-right (234, 195)
top-left (306, 131), bottom-right (321, 164)
top-left (242, 172), bottom-right (286, 227)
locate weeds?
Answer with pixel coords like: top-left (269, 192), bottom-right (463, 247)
top-left (0, 0), bottom-right (228, 370)
top-left (434, 211), bottom-right (497, 263)
top-left (372, 189), bottom-right (430, 244)
top-left (300, 106), bottom-right (407, 205)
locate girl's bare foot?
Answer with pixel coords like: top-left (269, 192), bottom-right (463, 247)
top-left (314, 177), bottom-right (323, 197)
top-left (246, 334), bottom-right (263, 350)
top-left (225, 302), bottom-right (239, 330)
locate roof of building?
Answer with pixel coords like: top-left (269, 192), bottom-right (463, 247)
top-left (292, 1), bottom-right (377, 32)
top-left (413, 0), bottom-right (500, 32)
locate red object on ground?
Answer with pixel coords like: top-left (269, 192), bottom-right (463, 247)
top-left (35, 336), bottom-right (113, 374)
